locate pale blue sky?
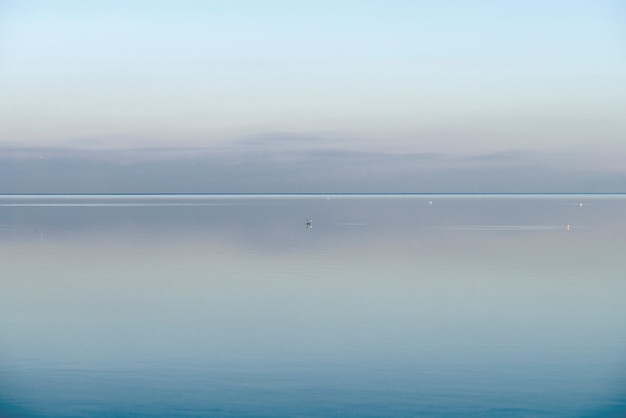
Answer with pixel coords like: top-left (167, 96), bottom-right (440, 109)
top-left (0, 1), bottom-right (625, 192)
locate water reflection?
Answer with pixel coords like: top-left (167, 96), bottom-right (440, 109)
top-left (1, 194), bottom-right (625, 417)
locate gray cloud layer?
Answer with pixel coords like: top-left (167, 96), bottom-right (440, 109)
top-left (0, 144), bottom-right (624, 194)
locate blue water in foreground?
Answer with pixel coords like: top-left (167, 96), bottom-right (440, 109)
top-left (1, 194), bottom-right (625, 417)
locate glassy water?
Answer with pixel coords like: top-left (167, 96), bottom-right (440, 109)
top-left (1, 194), bottom-right (625, 417)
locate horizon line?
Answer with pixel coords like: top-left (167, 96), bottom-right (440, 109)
top-left (1, 192), bottom-right (625, 197)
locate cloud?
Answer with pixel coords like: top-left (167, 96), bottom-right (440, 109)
top-left (0, 143), bottom-right (624, 194)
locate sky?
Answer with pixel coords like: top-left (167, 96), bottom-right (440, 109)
top-left (1, 0), bottom-right (625, 192)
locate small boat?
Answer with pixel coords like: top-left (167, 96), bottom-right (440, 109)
top-left (306, 219), bottom-right (313, 228)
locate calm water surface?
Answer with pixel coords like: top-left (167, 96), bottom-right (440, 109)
top-left (1, 194), bottom-right (625, 417)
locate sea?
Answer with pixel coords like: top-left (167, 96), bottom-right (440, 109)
top-left (1, 194), bottom-right (625, 417)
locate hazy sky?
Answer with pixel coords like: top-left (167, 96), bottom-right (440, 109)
top-left (1, 1), bottom-right (625, 192)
